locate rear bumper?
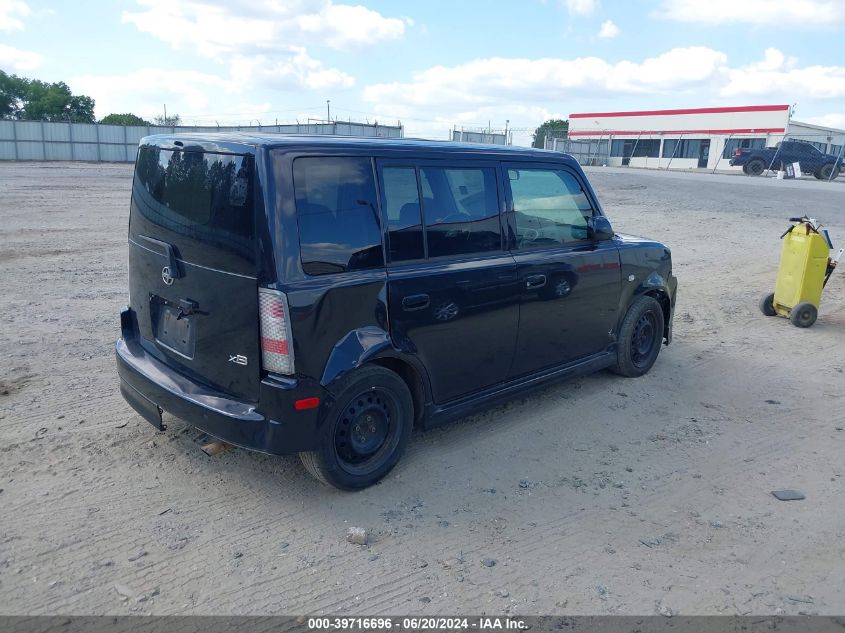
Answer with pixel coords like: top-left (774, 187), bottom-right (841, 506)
top-left (116, 309), bottom-right (325, 455)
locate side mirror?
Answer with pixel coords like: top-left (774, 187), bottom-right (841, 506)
top-left (588, 216), bottom-right (614, 241)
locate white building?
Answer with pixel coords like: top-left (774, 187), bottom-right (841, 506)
top-left (558, 105), bottom-right (845, 171)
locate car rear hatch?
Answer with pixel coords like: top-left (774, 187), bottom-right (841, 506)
top-left (127, 142), bottom-right (261, 401)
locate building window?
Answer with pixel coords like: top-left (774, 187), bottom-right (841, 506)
top-left (609, 139), bottom-right (659, 158)
top-left (631, 139), bottom-right (660, 158)
top-left (722, 137), bottom-right (767, 159)
top-left (662, 138), bottom-right (708, 159)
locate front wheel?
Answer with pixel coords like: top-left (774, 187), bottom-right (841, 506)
top-left (299, 366), bottom-right (413, 490)
top-left (611, 295), bottom-right (665, 377)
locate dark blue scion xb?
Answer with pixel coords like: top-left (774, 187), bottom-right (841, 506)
top-left (116, 134), bottom-right (677, 489)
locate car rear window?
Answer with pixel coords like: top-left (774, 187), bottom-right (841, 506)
top-left (293, 157), bottom-right (384, 275)
top-left (130, 146), bottom-right (255, 275)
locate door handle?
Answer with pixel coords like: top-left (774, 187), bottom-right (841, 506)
top-left (525, 274), bottom-right (547, 289)
top-left (402, 293), bottom-right (430, 311)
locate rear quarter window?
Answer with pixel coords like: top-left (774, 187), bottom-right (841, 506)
top-left (293, 157), bottom-right (384, 275)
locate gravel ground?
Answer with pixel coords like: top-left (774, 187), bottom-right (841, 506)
top-left (0, 161), bottom-right (843, 616)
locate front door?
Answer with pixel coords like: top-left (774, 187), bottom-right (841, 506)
top-left (697, 140), bottom-right (710, 168)
top-left (503, 163), bottom-right (622, 377)
top-left (377, 160), bottom-right (520, 404)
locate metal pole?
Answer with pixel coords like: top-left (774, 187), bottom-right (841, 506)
top-left (327, 100), bottom-right (331, 122)
top-left (12, 119), bottom-right (18, 160)
top-left (829, 143), bottom-right (845, 182)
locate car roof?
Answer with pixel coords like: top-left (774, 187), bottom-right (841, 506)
top-left (139, 132), bottom-right (574, 162)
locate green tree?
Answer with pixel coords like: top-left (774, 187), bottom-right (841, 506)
top-left (100, 113), bottom-right (150, 126)
top-left (153, 113), bottom-right (182, 126)
top-left (0, 70), bottom-right (95, 122)
top-left (532, 118), bottom-right (569, 149)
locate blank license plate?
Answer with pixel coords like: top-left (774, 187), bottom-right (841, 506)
top-left (155, 305), bottom-right (195, 358)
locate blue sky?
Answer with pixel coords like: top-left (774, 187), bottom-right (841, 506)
top-left (2, 0), bottom-right (844, 145)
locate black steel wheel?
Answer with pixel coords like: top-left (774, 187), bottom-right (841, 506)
top-left (759, 292), bottom-right (777, 317)
top-left (611, 295), bottom-right (665, 377)
top-left (299, 366), bottom-right (413, 490)
top-left (746, 159), bottom-right (766, 176)
top-left (789, 303), bottom-right (817, 328)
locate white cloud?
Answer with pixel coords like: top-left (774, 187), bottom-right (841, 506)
top-left (657, 0), bottom-right (845, 26)
top-left (73, 46), bottom-right (354, 122)
top-left (0, 43), bottom-right (41, 71)
top-left (0, 0), bottom-right (29, 31)
top-left (597, 19), bottom-right (619, 38)
top-left (122, 0), bottom-right (409, 56)
top-left (72, 68), bottom-right (235, 120)
top-left (563, 0), bottom-right (598, 16)
top-left (721, 47), bottom-right (845, 99)
top-left (804, 113), bottom-right (845, 130)
top-left (296, 4), bottom-right (411, 50)
top-left (364, 47), bottom-right (728, 112)
top-left (230, 48), bottom-right (355, 91)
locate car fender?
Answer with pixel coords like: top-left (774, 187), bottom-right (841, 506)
top-left (320, 327), bottom-right (433, 399)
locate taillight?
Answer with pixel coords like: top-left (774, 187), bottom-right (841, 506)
top-left (735, 149), bottom-right (742, 156)
top-left (258, 288), bottom-right (294, 375)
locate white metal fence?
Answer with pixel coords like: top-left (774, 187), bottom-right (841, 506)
top-left (0, 120), bottom-right (404, 162)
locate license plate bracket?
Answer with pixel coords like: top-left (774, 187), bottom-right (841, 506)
top-left (154, 303), bottom-right (196, 359)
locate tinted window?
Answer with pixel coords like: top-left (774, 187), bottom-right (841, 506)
top-left (381, 167), bottom-right (424, 262)
top-left (509, 168), bottom-right (593, 248)
top-left (293, 157), bottom-right (383, 275)
top-left (420, 166), bottom-right (501, 258)
top-left (722, 137), bottom-right (766, 158)
top-left (131, 146), bottom-right (255, 274)
top-left (663, 138), bottom-right (708, 159)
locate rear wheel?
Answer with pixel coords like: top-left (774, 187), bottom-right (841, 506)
top-left (820, 163), bottom-right (838, 180)
top-left (746, 159), bottom-right (766, 176)
top-left (611, 295), bottom-right (665, 377)
top-left (299, 366), bottom-right (413, 490)
top-left (789, 303), bottom-right (817, 328)
top-left (759, 292), bottom-right (777, 316)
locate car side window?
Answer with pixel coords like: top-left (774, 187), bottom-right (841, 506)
top-left (509, 168), bottom-right (593, 248)
top-left (381, 167), bottom-right (424, 262)
top-left (293, 157), bottom-right (384, 275)
top-left (420, 166), bottom-right (501, 258)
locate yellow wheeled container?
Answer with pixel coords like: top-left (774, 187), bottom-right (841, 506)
top-left (760, 217), bottom-right (841, 327)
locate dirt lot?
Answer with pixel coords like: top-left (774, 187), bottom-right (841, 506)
top-left (0, 161), bottom-right (843, 616)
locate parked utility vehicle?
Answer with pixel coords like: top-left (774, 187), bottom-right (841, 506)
top-left (116, 135), bottom-right (677, 489)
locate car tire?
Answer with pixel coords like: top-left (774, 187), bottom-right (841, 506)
top-left (610, 295), bottom-right (665, 377)
top-left (299, 365), bottom-right (413, 490)
top-left (746, 159), bottom-right (766, 176)
top-left (759, 292), bottom-right (777, 316)
top-left (789, 303), bottom-right (817, 328)
top-left (820, 163), bottom-right (838, 180)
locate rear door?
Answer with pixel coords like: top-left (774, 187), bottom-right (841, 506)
top-left (128, 144), bottom-right (261, 401)
top-left (504, 163), bottom-right (621, 377)
top-left (377, 159), bottom-right (520, 404)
